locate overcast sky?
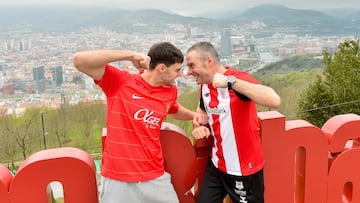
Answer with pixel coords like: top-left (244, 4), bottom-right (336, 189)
top-left (0, 0), bottom-right (359, 16)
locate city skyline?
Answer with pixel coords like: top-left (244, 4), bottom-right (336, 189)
top-left (0, 0), bottom-right (359, 17)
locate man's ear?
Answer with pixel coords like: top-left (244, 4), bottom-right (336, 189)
top-left (156, 63), bottom-right (166, 73)
top-left (206, 55), bottom-right (213, 65)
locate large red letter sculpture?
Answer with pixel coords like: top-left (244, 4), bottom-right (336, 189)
top-left (0, 147), bottom-right (98, 203)
top-left (323, 114), bottom-right (360, 203)
top-left (1, 112), bottom-right (360, 203)
top-left (259, 111), bottom-right (360, 203)
top-left (0, 164), bottom-right (12, 202)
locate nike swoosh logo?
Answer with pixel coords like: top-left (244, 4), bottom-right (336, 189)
top-left (132, 94), bottom-right (144, 99)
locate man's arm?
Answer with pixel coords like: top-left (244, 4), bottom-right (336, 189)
top-left (73, 50), bottom-right (150, 81)
top-left (168, 104), bottom-right (208, 124)
top-left (192, 106), bottom-right (211, 139)
top-left (168, 104), bottom-right (195, 120)
top-left (169, 104), bottom-right (210, 140)
top-left (213, 73), bottom-right (281, 108)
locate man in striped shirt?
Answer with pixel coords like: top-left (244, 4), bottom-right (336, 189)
top-left (186, 41), bottom-right (281, 203)
top-left (73, 42), bottom-right (204, 203)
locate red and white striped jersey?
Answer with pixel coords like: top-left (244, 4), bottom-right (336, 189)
top-left (200, 67), bottom-right (264, 176)
top-left (95, 64), bottom-right (179, 182)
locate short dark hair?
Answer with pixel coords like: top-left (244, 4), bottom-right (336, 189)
top-left (147, 42), bottom-right (184, 70)
top-left (187, 41), bottom-right (220, 63)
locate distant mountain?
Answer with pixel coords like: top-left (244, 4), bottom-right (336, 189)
top-left (194, 9), bottom-right (245, 19)
top-left (236, 4), bottom-right (328, 19)
top-left (347, 10), bottom-right (360, 20)
top-left (233, 4), bottom-right (358, 36)
top-left (0, 5), bottom-right (359, 36)
top-left (0, 6), bottom-right (225, 33)
top-left (317, 8), bottom-right (360, 18)
top-left (0, 6), bottom-right (109, 32)
top-left (93, 9), bottom-right (226, 32)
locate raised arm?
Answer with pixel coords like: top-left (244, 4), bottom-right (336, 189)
top-left (73, 50), bottom-right (150, 81)
top-left (213, 73), bottom-right (281, 108)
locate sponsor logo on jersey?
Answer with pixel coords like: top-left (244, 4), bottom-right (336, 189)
top-left (134, 108), bottom-right (161, 129)
top-left (205, 106), bottom-right (226, 114)
top-left (132, 93), bottom-right (144, 99)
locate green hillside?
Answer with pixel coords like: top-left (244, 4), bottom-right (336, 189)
top-left (253, 54), bottom-right (323, 119)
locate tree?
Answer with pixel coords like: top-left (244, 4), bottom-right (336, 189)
top-left (297, 40), bottom-right (360, 127)
top-left (0, 115), bottom-right (18, 170)
top-left (298, 75), bottom-right (334, 127)
top-left (46, 107), bottom-right (69, 148)
top-left (3, 108), bottom-right (42, 159)
top-left (72, 101), bottom-right (105, 151)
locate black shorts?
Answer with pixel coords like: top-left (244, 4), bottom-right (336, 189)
top-left (197, 159), bottom-right (264, 203)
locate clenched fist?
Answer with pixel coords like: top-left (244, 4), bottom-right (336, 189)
top-left (212, 72), bottom-right (228, 88)
top-left (192, 126), bottom-right (211, 139)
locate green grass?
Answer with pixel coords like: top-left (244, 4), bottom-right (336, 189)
top-left (54, 198), bottom-right (64, 203)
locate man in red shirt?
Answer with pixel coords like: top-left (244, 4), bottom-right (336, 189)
top-left (187, 41), bottom-right (281, 203)
top-left (73, 42), bottom-right (203, 203)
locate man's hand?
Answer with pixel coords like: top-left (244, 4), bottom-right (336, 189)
top-left (192, 126), bottom-right (211, 139)
top-left (193, 113), bottom-right (209, 128)
top-left (212, 72), bottom-right (227, 88)
top-left (131, 52), bottom-right (150, 72)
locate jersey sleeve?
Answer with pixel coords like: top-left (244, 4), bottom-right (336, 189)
top-left (168, 102), bottom-right (179, 114)
top-left (94, 64), bottom-right (129, 97)
top-left (235, 70), bottom-right (259, 84)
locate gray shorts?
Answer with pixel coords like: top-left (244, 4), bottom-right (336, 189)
top-left (99, 172), bottom-right (179, 203)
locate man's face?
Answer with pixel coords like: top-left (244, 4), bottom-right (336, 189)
top-left (186, 51), bottom-right (210, 85)
top-left (163, 63), bottom-right (183, 86)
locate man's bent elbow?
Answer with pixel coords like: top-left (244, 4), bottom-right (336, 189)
top-left (269, 96), bottom-right (281, 109)
top-left (73, 52), bottom-right (85, 72)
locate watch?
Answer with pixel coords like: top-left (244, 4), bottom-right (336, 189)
top-left (227, 75), bottom-right (236, 89)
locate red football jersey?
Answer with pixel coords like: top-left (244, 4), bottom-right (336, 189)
top-left (96, 65), bottom-right (179, 182)
top-left (201, 67), bottom-right (264, 176)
